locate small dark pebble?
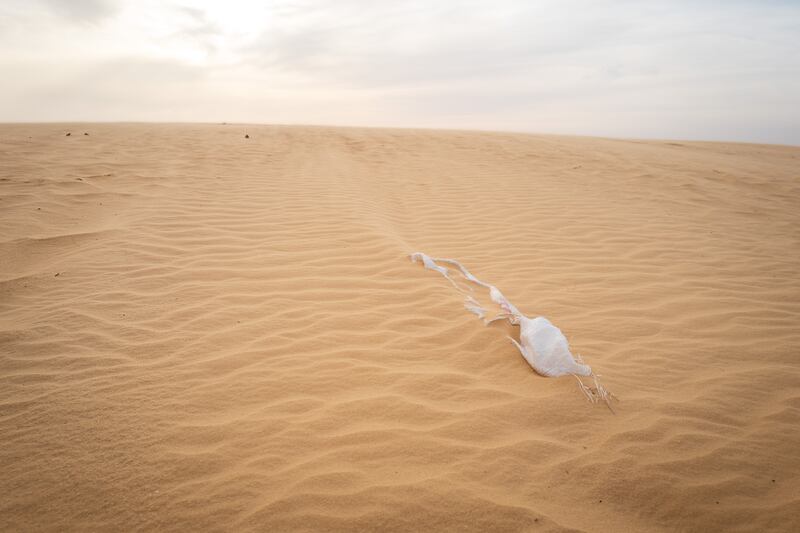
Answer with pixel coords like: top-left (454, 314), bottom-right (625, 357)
top-left (54, 273), bottom-right (60, 277)
top-left (772, 479), bottom-right (776, 483)
top-left (83, 132), bottom-right (89, 136)
top-left (37, 207), bottom-right (41, 210)
top-left (245, 134), bottom-right (249, 139)
top-left (76, 177), bottom-right (83, 181)
top-left (65, 132), bottom-right (71, 136)
top-left (534, 518), bottom-right (539, 523)
top-left (716, 501), bottom-right (719, 504)
top-left (599, 500), bottom-right (602, 503)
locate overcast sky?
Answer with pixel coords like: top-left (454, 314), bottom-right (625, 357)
top-left (1, 0), bottom-right (798, 143)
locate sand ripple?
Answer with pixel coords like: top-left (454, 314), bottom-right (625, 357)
top-left (1, 124), bottom-right (798, 532)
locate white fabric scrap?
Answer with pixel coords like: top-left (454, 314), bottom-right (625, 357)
top-left (410, 252), bottom-right (616, 410)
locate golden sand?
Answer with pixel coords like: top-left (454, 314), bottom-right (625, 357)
top-left (1, 124), bottom-right (798, 532)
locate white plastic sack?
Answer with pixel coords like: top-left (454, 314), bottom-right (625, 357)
top-left (410, 252), bottom-right (615, 409)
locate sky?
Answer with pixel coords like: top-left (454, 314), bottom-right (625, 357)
top-left (0, 0), bottom-right (798, 144)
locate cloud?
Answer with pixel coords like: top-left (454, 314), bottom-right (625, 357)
top-left (241, 2), bottom-right (649, 95)
top-left (169, 6), bottom-right (222, 54)
top-left (3, 57), bottom-right (208, 122)
top-left (39, 0), bottom-right (119, 23)
top-left (0, 0), bottom-right (798, 143)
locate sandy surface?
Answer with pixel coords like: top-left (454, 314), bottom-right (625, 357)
top-left (1, 123), bottom-right (799, 532)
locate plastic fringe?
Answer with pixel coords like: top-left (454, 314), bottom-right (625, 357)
top-left (411, 252), bottom-right (617, 412)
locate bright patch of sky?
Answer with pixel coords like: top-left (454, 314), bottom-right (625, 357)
top-left (1, 0), bottom-right (798, 143)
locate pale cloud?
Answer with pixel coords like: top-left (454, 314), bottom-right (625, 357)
top-left (39, 0), bottom-right (120, 23)
top-left (0, 0), bottom-right (798, 143)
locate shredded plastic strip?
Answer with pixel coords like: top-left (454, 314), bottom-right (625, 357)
top-left (410, 252), bottom-right (616, 411)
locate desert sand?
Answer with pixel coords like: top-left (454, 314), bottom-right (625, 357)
top-left (1, 123), bottom-right (798, 532)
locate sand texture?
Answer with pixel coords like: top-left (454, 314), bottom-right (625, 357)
top-left (1, 124), bottom-right (799, 532)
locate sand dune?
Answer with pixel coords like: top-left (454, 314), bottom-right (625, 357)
top-left (1, 123), bottom-right (798, 532)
